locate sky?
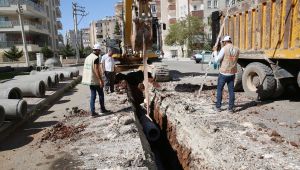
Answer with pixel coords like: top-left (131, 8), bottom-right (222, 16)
top-left (60, 0), bottom-right (120, 36)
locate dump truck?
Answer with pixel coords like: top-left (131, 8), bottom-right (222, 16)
top-left (212, 0), bottom-right (300, 99)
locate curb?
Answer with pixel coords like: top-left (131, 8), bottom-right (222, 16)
top-left (0, 76), bottom-right (82, 142)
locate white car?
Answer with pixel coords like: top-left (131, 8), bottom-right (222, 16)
top-left (192, 51), bottom-right (212, 63)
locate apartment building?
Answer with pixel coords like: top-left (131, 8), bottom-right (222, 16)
top-left (0, 0), bottom-right (62, 63)
top-left (89, 16), bottom-right (116, 52)
top-left (160, 0), bottom-right (204, 58)
top-left (65, 30), bottom-right (81, 50)
top-left (81, 28), bottom-right (90, 48)
top-left (203, 0), bottom-right (228, 40)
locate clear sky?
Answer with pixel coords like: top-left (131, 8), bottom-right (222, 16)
top-left (60, 0), bottom-right (120, 36)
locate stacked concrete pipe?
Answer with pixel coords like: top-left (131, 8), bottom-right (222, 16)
top-left (0, 99), bottom-right (27, 120)
top-left (52, 67), bottom-right (79, 77)
top-left (30, 71), bottom-right (59, 86)
top-left (0, 105), bottom-right (5, 125)
top-left (1, 79), bottom-right (46, 98)
top-left (14, 75), bottom-right (53, 88)
top-left (47, 70), bottom-right (73, 79)
top-left (0, 86), bottom-right (23, 99)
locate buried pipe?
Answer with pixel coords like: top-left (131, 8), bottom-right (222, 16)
top-left (1, 80), bottom-right (46, 98)
top-left (0, 87), bottom-right (23, 99)
top-left (137, 106), bottom-right (160, 142)
top-left (0, 99), bottom-right (27, 120)
top-left (30, 71), bottom-right (59, 86)
top-left (0, 105), bottom-right (5, 125)
top-left (14, 75), bottom-right (53, 88)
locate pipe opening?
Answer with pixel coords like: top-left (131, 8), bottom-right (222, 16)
top-left (8, 88), bottom-right (22, 99)
top-left (19, 100), bottom-right (28, 119)
top-left (39, 82), bottom-right (46, 97)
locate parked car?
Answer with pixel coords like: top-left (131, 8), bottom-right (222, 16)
top-left (192, 50), bottom-right (212, 63)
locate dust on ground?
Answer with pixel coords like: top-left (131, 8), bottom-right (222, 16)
top-left (151, 73), bottom-right (300, 169)
top-left (0, 84), bottom-right (154, 170)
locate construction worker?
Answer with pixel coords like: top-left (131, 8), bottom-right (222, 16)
top-left (82, 44), bottom-right (109, 117)
top-left (213, 35), bottom-right (240, 113)
top-left (101, 47), bottom-right (115, 94)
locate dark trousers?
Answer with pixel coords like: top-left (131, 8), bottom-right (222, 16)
top-left (216, 74), bottom-right (235, 110)
top-left (90, 85), bottom-right (105, 113)
top-left (104, 71), bottom-right (115, 93)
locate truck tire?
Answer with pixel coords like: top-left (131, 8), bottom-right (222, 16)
top-left (297, 71), bottom-right (300, 88)
top-left (234, 63), bottom-right (243, 91)
top-left (272, 79), bottom-right (285, 98)
top-left (242, 62), bottom-right (275, 100)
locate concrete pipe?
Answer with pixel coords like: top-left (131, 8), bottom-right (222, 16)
top-left (0, 105), bottom-right (5, 125)
top-left (52, 67), bottom-right (79, 77)
top-left (14, 75), bottom-right (53, 88)
top-left (0, 99), bottom-right (27, 120)
top-left (0, 86), bottom-right (23, 99)
top-left (30, 71), bottom-right (59, 86)
top-left (47, 70), bottom-right (73, 79)
top-left (2, 80), bottom-right (46, 98)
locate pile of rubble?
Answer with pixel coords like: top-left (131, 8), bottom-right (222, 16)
top-left (41, 122), bottom-right (87, 142)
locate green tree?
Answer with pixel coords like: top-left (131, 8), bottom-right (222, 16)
top-left (4, 46), bottom-right (23, 61)
top-left (165, 15), bottom-right (205, 57)
top-left (40, 46), bottom-right (54, 59)
top-left (114, 21), bottom-right (121, 35)
top-left (59, 43), bottom-right (75, 58)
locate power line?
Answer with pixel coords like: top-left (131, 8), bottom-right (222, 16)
top-left (72, 2), bottom-right (88, 64)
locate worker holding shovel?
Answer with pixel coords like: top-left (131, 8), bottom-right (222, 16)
top-left (213, 36), bottom-right (239, 113)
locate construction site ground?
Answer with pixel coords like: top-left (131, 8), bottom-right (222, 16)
top-left (0, 60), bottom-right (299, 169)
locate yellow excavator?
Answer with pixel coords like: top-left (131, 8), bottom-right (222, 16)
top-left (112, 0), bottom-right (159, 72)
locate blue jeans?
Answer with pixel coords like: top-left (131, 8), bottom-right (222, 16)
top-left (90, 85), bottom-right (105, 113)
top-left (216, 74), bottom-right (235, 110)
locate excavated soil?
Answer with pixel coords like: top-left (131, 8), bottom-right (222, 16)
top-left (149, 75), bottom-right (300, 169)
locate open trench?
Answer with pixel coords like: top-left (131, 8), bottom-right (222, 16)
top-left (133, 92), bottom-right (191, 170)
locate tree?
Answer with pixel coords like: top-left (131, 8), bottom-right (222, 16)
top-left (165, 15), bottom-right (205, 57)
top-left (4, 46), bottom-right (23, 61)
top-left (59, 43), bottom-right (75, 58)
top-left (78, 46), bottom-right (93, 58)
top-left (41, 46), bottom-right (54, 59)
top-left (114, 21), bottom-right (121, 36)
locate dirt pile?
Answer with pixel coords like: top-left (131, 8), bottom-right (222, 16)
top-left (41, 122), bottom-right (87, 142)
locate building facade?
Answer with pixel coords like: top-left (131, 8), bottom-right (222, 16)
top-left (89, 16), bottom-right (116, 52)
top-left (0, 0), bottom-right (62, 62)
top-left (161, 0), bottom-right (204, 58)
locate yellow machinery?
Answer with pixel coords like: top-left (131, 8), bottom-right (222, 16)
top-left (112, 0), bottom-right (159, 68)
top-left (213, 0), bottom-right (300, 99)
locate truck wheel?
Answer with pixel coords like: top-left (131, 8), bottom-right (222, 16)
top-left (234, 63), bottom-right (243, 91)
top-left (297, 71), bottom-right (300, 88)
top-left (272, 79), bottom-right (285, 98)
top-left (242, 62), bottom-right (275, 100)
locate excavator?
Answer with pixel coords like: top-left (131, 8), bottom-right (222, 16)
top-left (111, 0), bottom-right (160, 72)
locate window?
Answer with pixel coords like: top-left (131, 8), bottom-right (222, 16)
top-left (207, 0), bottom-right (212, 9)
top-left (193, 5), bottom-right (197, 11)
top-left (213, 0), bottom-right (218, 8)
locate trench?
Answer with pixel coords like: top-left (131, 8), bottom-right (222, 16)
top-left (134, 96), bottom-right (191, 170)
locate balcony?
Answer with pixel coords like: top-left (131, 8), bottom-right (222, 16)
top-left (55, 0), bottom-right (60, 6)
top-left (56, 7), bottom-right (61, 18)
top-left (191, 10), bottom-right (204, 18)
top-left (0, 0), bottom-right (46, 18)
top-left (0, 20), bottom-right (49, 34)
top-left (56, 20), bottom-right (62, 30)
top-left (0, 41), bottom-right (42, 51)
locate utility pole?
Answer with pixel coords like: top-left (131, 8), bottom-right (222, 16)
top-left (72, 2), bottom-right (88, 64)
top-left (17, 1), bottom-right (30, 67)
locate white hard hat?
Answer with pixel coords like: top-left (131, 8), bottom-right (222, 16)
top-left (93, 44), bottom-right (101, 50)
top-left (222, 35), bottom-right (231, 42)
